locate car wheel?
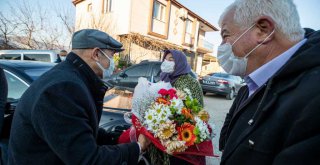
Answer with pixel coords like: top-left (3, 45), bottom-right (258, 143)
top-left (203, 91), bottom-right (207, 95)
top-left (226, 88), bottom-right (235, 100)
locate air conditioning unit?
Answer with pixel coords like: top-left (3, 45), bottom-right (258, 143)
top-left (178, 8), bottom-right (188, 20)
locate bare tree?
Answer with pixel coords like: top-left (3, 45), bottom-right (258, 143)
top-left (53, 2), bottom-right (75, 49)
top-left (0, 0), bottom-right (75, 50)
top-left (0, 12), bottom-right (17, 49)
top-left (8, 0), bottom-right (46, 49)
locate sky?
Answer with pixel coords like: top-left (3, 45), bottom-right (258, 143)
top-left (0, 0), bottom-right (319, 54)
top-left (177, 0), bottom-right (320, 55)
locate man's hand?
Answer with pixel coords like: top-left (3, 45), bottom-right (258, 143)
top-left (138, 134), bottom-right (151, 152)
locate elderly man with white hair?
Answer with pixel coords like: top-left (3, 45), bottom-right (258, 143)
top-left (218, 0), bottom-right (320, 164)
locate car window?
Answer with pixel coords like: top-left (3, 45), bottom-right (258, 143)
top-left (4, 70), bottom-right (29, 100)
top-left (0, 54), bottom-right (21, 60)
top-left (152, 63), bottom-right (161, 76)
top-left (212, 73), bottom-right (229, 78)
top-left (125, 64), bottom-right (148, 77)
top-left (24, 54), bottom-right (51, 62)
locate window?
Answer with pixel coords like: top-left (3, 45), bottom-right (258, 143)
top-left (125, 65), bottom-right (148, 77)
top-left (186, 19), bottom-right (193, 34)
top-left (23, 54), bottom-right (51, 62)
top-left (4, 70), bottom-right (29, 100)
top-left (103, 0), bottom-right (113, 13)
top-left (153, 1), bottom-right (166, 22)
top-left (87, 3), bottom-right (92, 12)
top-left (0, 54), bottom-right (21, 60)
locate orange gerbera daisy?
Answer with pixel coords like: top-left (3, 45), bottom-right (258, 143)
top-left (156, 97), bottom-right (170, 105)
top-left (178, 123), bottom-right (196, 146)
top-left (181, 108), bottom-right (194, 120)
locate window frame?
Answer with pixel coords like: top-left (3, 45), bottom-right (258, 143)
top-left (153, 0), bottom-right (166, 22)
top-left (102, 0), bottom-right (113, 13)
top-left (87, 3), bottom-right (92, 12)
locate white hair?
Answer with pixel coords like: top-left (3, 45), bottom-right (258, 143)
top-left (219, 0), bottom-right (305, 42)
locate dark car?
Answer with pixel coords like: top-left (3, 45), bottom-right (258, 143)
top-left (0, 60), bottom-right (131, 163)
top-left (106, 60), bottom-right (198, 91)
top-left (200, 72), bottom-right (244, 100)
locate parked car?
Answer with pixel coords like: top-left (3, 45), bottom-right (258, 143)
top-left (200, 72), bottom-right (244, 100)
top-left (0, 60), bottom-right (132, 163)
top-left (0, 50), bottom-right (60, 63)
top-left (106, 60), bottom-right (198, 91)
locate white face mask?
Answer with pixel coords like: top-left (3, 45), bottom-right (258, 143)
top-left (60, 56), bottom-right (66, 61)
top-left (217, 24), bottom-right (275, 77)
top-left (161, 60), bottom-right (175, 73)
top-left (96, 50), bottom-right (115, 79)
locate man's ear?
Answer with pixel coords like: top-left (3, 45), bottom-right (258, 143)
top-left (91, 47), bottom-right (100, 61)
top-left (255, 16), bottom-right (275, 43)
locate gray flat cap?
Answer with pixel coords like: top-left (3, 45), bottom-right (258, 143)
top-left (72, 29), bottom-right (124, 52)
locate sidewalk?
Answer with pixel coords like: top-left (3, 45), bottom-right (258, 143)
top-left (103, 89), bottom-right (133, 110)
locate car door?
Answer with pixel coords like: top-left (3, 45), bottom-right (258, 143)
top-left (117, 64), bottom-right (151, 90)
top-left (232, 76), bottom-right (243, 93)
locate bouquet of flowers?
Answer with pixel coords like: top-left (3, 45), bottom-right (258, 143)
top-left (142, 87), bottom-right (211, 154)
top-left (119, 78), bottom-right (215, 165)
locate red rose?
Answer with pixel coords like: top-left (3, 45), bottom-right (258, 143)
top-left (158, 89), bottom-right (169, 96)
top-left (167, 88), bottom-right (178, 99)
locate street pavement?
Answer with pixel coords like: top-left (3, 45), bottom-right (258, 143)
top-left (204, 94), bottom-right (234, 165)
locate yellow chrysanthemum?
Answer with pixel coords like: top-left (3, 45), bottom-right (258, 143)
top-left (165, 140), bottom-right (187, 154)
top-left (197, 110), bottom-right (209, 122)
top-left (155, 122), bottom-right (176, 140)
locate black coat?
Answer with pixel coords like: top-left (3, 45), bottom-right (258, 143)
top-left (8, 53), bottom-right (140, 165)
top-left (219, 29), bottom-right (320, 165)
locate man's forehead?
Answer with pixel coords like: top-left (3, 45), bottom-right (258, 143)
top-left (220, 9), bottom-right (236, 32)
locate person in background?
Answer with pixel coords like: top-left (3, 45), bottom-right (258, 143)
top-left (217, 0), bottom-right (320, 164)
top-left (161, 49), bottom-right (204, 106)
top-left (147, 49), bottom-right (204, 165)
top-left (8, 29), bottom-right (150, 165)
top-left (59, 50), bottom-right (68, 61)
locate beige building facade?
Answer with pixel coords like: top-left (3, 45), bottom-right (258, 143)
top-left (73, 0), bottom-right (220, 75)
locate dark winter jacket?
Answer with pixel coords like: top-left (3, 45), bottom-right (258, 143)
top-left (8, 52), bottom-right (140, 165)
top-left (219, 29), bottom-right (320, 165)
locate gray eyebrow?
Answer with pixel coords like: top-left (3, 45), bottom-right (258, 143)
top-left (221, 29), bottom-right (229, 36)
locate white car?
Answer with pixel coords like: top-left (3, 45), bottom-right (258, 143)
top-left (0, 49), bottom-right (60, 63)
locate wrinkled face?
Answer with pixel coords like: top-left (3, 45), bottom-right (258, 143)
top-left (220, 9), bottom-right (258, 58)
top-left (97, 49), bottom-right (115, 69)
top-left (165, 53), bottom-right (174, 61)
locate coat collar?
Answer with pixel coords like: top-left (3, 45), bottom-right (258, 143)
top-left (65, 52), bottom-right (108, 107)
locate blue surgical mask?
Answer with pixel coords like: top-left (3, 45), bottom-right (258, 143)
top-left (217, 24), bottom-right (274, 77)
top-left (96, 50), bottom-right (115, 79)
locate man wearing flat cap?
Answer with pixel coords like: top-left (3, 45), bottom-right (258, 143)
top-left (8, 29), bottom-right (150, 165)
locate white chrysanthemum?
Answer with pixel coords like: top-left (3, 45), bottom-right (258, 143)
top-left (183, 88), bottom-right (193, 99)
top-left (170, 98), bottom-right (184, 114)
top-left (161, 104), bottom-right (172, 118)
top-left (195, 117), bottom-right (210, 141)
top-left (176, 89), bottom-right (187, 100)
top-left (144, 110), bottom-right (158, 131)
top-left (132, 77), bottom-right (172, 121)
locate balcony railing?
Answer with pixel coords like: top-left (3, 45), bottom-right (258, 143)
top-left (198, 38), bottom-right (214, 51)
